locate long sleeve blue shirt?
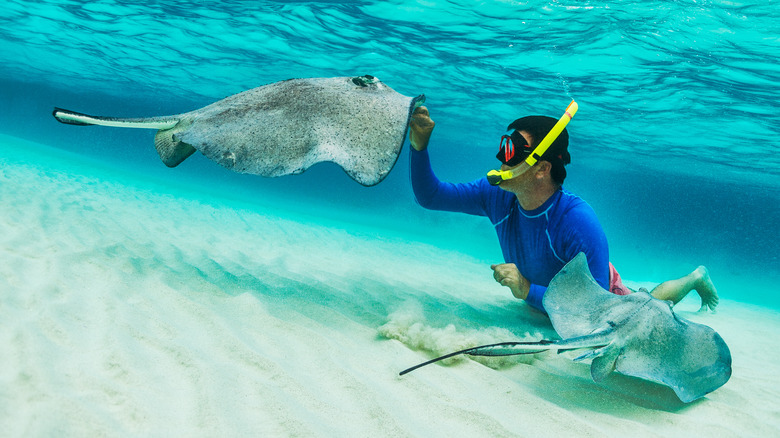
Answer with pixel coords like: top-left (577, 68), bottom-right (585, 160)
top-left (410, 148), bottom-right (610, 312)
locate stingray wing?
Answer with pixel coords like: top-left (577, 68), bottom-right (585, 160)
top-left (176, 76), bottom-right (423, 186)
top-left (543, 253), bottom-right (636, 339)
top-left (544, 253), bottom-right (732, 402)
top-left (614, 298), bottom-right (732, 402)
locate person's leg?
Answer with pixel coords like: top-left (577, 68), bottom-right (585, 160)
top-left (650, 266), bottom-right (719, 311)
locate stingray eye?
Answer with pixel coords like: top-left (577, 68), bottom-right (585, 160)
top-left (352, 75), bottom-right (378, 87)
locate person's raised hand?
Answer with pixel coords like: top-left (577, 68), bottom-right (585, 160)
top-left (409, 106), bottom-right (435, 151)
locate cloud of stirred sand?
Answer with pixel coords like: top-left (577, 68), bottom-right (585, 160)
top-left (378, 301), bottom-right (546, 369)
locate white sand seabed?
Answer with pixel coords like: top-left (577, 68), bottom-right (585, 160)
top-left (1, 136), bottom-right (779, 437)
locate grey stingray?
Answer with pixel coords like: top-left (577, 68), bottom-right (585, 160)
top-left (400, 253), bottom-right (732, 403)
top-left (52, 75), bottom-right (425, 186)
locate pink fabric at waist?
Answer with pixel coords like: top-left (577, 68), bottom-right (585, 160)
top-left (608, 262), bottom-right (633, 296)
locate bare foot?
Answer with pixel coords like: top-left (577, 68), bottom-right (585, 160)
top-left (694, 266), bottom-right (719, 312)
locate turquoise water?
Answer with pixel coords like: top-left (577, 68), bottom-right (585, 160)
top-left (1, 0), bottom-right (778, 307)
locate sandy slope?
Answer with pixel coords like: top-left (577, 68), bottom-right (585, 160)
top-left (1, 136), bottom-right (778, 437)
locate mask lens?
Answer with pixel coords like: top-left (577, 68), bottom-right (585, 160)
top-left (498, 135), bottom-right (514, 164)
top-left (498, 133), bottom-right (530, 166)
top-left (504, 136), bottom-right (514, 163)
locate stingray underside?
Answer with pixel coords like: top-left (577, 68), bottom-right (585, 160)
top-left (171, 76), bottom-right (423, 186)
top-left (544, 253), bottom-right (732, 402)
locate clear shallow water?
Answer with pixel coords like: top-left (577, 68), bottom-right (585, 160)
top-left (0, 1), bottom-right (778, 307)
top-left (2, 4), bottom-right (780, 433)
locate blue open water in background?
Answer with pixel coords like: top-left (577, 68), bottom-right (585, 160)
top-left (1, 0), bottom-right (778, 307)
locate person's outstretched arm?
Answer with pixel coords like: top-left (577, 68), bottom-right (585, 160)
top-left (409, 107), bottom-right (491, 216)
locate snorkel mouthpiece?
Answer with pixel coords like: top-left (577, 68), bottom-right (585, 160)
top-left (487, 169), bottom-right (513, 185)
top-left (487, 100), bottom-right (578, 186)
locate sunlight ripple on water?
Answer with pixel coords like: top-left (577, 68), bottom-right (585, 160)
top-left (1, 0), bottom-right (778, 176)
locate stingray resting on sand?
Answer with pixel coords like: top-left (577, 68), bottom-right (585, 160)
top-left (53, 75), bottom-right (424, 186)
top-left (401, 253), bottom-right (732, 403)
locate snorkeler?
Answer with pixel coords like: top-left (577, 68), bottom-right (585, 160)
top-left (407, 105), bottom-right (719, 313)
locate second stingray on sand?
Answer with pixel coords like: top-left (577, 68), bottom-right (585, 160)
top-left (400, 253), bottom-right (732, 403)
top-left (53, 75), bottom-right (424, 186)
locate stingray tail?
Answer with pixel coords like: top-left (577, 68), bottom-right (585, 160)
top-left (400, 332), bottom-right (614, 376)
top-left (52, 107), bottom-right (196, 168)
top-left (52, 107), bottom-right (179, 130)
top-left (399, 340), bottom-right (557, 376)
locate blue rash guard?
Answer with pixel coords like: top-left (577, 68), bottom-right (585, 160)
top-left (410, 148), bottom-right (610, 312)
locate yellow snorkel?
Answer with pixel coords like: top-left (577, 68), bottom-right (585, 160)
top-left (487, 100), bottom-right (579, 186)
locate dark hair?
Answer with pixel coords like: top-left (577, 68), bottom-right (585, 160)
top-left (507, 116), bottom-right (571, 185)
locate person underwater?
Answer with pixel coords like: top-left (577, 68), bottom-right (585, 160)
top-left (407, 102), bottom-right (719, 313)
